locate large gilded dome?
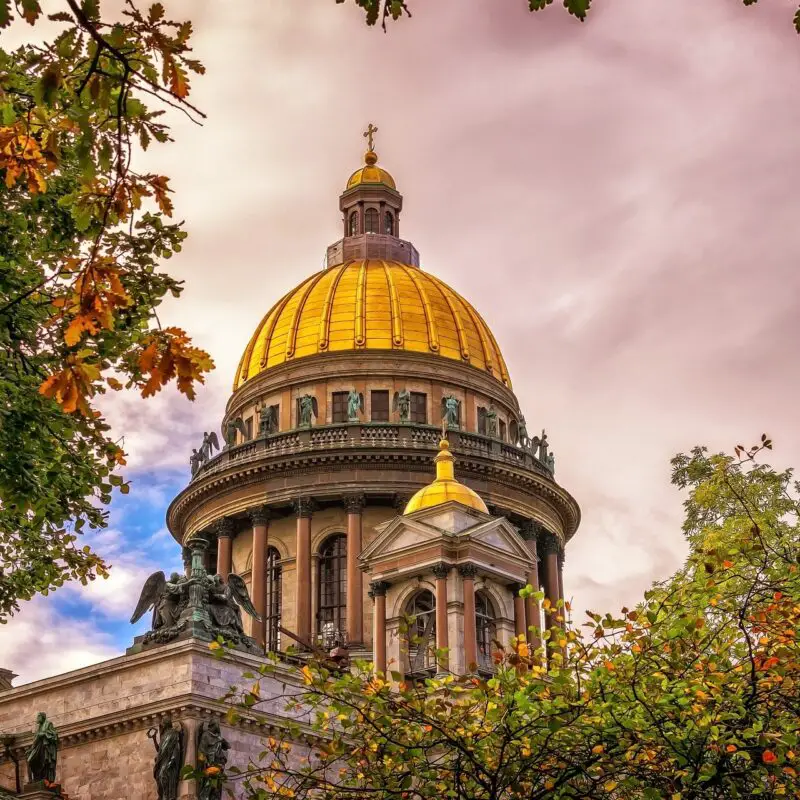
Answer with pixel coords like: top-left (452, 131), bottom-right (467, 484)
top-left (234, 259), bottom-right (511, 390)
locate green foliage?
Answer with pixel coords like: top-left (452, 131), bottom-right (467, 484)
top-left (221, 440), bottom-right (800, 799)
top-left (0, 2), bottom-right (212, 618)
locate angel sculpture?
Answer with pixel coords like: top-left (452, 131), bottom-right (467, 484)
top-left (200, 431), bottom-right (220, 462)
top-left (441, 395), bottom-right (460, 429)
top-left (347, 389), bottom-right (364, 422)
top-left (298, 394), bottom-right (317, 427)
top-left (208, 574), bottom-right (262, 637)
top-left (224, 416), bottom-right (248, 448)
top-left (537, 429), bottom-right (549, 462)
top-left (393, 389), bottom-right (411, 422)
top-left (131, 571), bottom-right (185, 631)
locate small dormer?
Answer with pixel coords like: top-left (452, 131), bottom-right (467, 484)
top-left (326, 124), bottom-right (420, 268)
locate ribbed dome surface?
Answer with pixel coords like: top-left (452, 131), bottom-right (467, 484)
top-left (345, 163), bottom-right (396, 190)
top-left (234, 260), bottom-right (511, 390)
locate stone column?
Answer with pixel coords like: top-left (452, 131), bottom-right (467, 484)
top-left (369, 580), bottom-right (391, 675)
top-left (215, 518), bottom-right (234, 579)
top-left (344, 494), bottom-right (366, 646)
top-left (182, 546), bottom-right (192, 578)
top-left (249, 508), bottom-right (269, 649)
top-left (432, 562), bottom-right (451, 671)
top-left (510, 582), bottom-right (526, 638)
top-left (558, 549), bottom-right (566, 607)
top-left (179, 716), bottom-right (200, 799)
top-left (459, 564), bottom-right (478, 672)
top-left (520, 522), bottom-right (542, 654)
top-left (294, 498), bottom-right (314, 648)
top-left (539, 531), bottom-right (561, 635)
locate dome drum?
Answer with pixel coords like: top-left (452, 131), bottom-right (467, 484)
top-left (326, 234), bottom-right (420, 269)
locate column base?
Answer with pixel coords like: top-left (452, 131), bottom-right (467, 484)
top-left (20, 781), bottom-right (60, 798)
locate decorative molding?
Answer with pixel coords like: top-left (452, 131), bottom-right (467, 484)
top-left (431, 562), bottom-right (452, 580)
top-left (293, 497), bottom-right (315, 518)
top-left (343, 494), bottom-right (366, 514)
top-left (248, 507), bottom-right (270, 527)
top-left (368, 580), bottom-right (391, 598)
top-left (214, 517), bottom-right (235, 539)
top-left (458, 563), bottom-right (478, 580)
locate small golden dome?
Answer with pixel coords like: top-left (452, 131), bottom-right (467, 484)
top-left (234, 260), bottom-right (511, 389)
top-left (404, 438), bottom-right (489, 515)
top-left (346, 151), bottom-right (396, 190)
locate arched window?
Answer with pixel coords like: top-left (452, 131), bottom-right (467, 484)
top-left (475, 593), bottom-right (496, 672)
top-left (384, 210), bottom-right (394, 236)
top-left (364, 207), bottom-right (378, 234)
top-left (265, 547), bottom-right (282, 653)
top-left (405, 590), bottom-right (437, 676)
top-left (318, 534), bottom-right (347, 647)
top-left (348, 210), bottom-right (359, 236)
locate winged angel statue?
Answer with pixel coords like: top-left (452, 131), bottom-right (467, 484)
top-left (131, 565), bottom-right (263, 651)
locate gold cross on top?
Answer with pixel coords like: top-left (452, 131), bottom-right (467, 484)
top-left (363, 123), bottom-right (378, 152)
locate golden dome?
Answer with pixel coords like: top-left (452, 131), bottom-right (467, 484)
top-left (234, 260), bottom-right (511, 389)
top-left (346, 151), bottom-right (397, 190)
top-left (404, 438), bottom-right (489, 515)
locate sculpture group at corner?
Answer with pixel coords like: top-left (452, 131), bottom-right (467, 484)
top-left (130, 548), bottom-right (263, 653)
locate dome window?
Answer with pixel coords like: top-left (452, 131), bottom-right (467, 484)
top-left (348, 211), bottom-right (359, 236)
top-left (318, 534), bottom-right (347, 647)
top-left (364, 208), bottom-right (378, 234)
top-left (384, 211), bottom-right (395, 236)
top-left (265, 547), bottom-right (282, 652)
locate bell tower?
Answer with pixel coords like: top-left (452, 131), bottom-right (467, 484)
top-left (326, 123), bottom-right (420, 268)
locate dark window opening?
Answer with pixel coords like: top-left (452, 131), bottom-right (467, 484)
top-left (265, 547), bottom-right (282, 653)
top-left (477, 407), bottom-right (487, 435)
top-left (318, 534), bottom-right (347, 647)
top-left (365, 208), bottom-right (378, 234)
top-left (499, 419), bottom-right (507, 442)
top-left (405, 590), bottom-right (436, 676)
top-left (476, 593), bottom-right (496, 673)
top-left (384, 211), bottom-right (395, 236)
top-left (244, 417), bottom-right (253, 441)
top-left (371, 390), bottom-right (390, 422)
top-left (410, 392), bottom-right (427, 424)
top-left (331, 391), bottom-right (348, 424)
top-left (348, 210), bottom-right (359, 236)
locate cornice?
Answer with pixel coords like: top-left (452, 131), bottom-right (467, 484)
top-left (167, 444), bottom-right (580, 544)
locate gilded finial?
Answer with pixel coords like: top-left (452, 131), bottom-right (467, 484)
top-left (363, 122), bottom-right (378, 153)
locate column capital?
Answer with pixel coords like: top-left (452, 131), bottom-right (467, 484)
top-left (537, 530), bottom-right (560, 555)
top-left (431, 562), bottom-right (452, 580)
top-left (293, 497), bottom-right (315, 518)
top-left (508, 581), bottom-right (526, 594)
top-left (343, 493), bottom-right (366, 514)
top-left (186, 535), bottom-right (209, 552)
top-left (369, 580), bottom-right (391, 598)
top-left (392, 493), bottom-right (411, 513)
top-left (248, 507), bottom-right (270, 526)
top-left (458, 563), bottom-right (478, 579)
top-left (520, 519), bottom-right (545, 541)
top-left (214, 517), bottom-right (235, 539)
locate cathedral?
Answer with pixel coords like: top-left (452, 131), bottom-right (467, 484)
top-left (0, 132), bottom-right (580, 799)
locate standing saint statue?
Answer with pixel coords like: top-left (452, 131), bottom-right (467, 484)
top-left (26, 712), bottom-right (58, 784)
top-left (537, 430), bottom-right (549, 462)
top-left (347, 389), bottom-right (363, 422)
top-left (298, 394), bottom-right (317, 427)
top-left (485, 405), bottom-right (498, 438)
top-left (517, 415), bottom-right (529, 448)
top-left (394, 389), bottom-right (411, 422)
top-left (197, 719), bottom-right (230, 800)
top-left (151, 714), bottom-right (183, 800)
top-left (441, 395), bottom-right (460, 428)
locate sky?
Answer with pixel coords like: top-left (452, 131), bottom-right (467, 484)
top-left (3, 0), bottom-right (800, 684)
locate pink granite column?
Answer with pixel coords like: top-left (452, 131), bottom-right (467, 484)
top-left (344, 494), bottom-right (366, 646)
top-left (215, 518), bottom-right (234, 579)
top-left (370, 580), bottom-right (390, 674)
top-left (249, 508), bottom-right (269, 649)
top-left (432, 562), bottom-right (451, 672)
top-left (294, 498), bottom-right (314, 648)
top-left (459, 564), bottom-right (478, 672)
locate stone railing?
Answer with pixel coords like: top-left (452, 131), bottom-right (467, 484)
top-left (191, 423), bottom-right (552, 482)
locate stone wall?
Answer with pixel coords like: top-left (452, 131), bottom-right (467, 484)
top-left (0, 641), bottom-right (310, 799)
